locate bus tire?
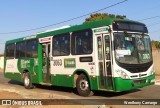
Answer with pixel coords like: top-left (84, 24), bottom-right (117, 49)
top-left (76, 74), bottom-right (94, 97)
top-left (24, 73), bottom-right (33, 89)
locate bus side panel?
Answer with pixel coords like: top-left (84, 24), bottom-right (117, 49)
top-left (50, 73), bottom-right (99, 90)
top-left (50, 57), bottom-right (99, 90)
top-left (4, 73), bottom-right (22, 82)
top-left (4, 59), bottom-right (23, 82)
top-left (90, 76), bottom-right (99, 90)
top-left (51, 74), bottom-right (73, 87)
top-left (30, 59), bottom-right (39, 84)
top-left (36, 43), bottom-right (43, 84)
top-left (17, 58), bottom-right (40, 84)
top-left (4, 73), bottom-right (14, 80)
top-left (4, 58), bottom-right (40, 84)
top-left (13, 73), bottom-right (22, 82)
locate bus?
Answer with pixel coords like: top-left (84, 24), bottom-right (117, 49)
top-left (4, 18), bottom-right (155, 97)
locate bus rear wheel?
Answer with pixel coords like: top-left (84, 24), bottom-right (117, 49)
top-left (76, 74), bottom-right (93, 97)
top-left (24, 73), bottom-right (33, 89)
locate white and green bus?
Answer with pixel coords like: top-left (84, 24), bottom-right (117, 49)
top-left (4, 18), bottom-right (155, 96)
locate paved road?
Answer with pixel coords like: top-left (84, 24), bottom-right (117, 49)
top-left (0, 73), bottom-right (160, 107)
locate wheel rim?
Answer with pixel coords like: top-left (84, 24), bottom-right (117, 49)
top-left (79, 79), bottom-right (89, 91)
top-left (24, 76), bottom-right (30, 86)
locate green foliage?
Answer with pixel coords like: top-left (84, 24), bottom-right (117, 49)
top-left (84, 13), bottom-right (126, 24)
top-left (152, 41), bottom-right (160, 49)
top-left (155, 42), bottom-right (160, 49)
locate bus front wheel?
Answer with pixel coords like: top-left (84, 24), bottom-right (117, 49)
top-left (76, 74), bottom-right (93, 97)
top-left (24, 73), bottom-right (33, 89)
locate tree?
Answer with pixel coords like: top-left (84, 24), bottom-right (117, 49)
top-left (151, 41), bottom-right (160, 49)
top-left (84, 13), bottom-right (126, 24)
top-left (155, 41), bottom-right (160, 49)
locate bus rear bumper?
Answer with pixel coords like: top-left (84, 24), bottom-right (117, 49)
top-left (114, 74), bottom-right (155, 92)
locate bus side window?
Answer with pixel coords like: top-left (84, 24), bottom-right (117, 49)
top-left (71, 29), bottom-right (93, 55)
top-left (16, 42), bottom-right (26, 58)
top-left (26, 39), bottom-right (38, 58)
top-left (105, 35), bottom-right (110, 60)
top-left (6, 43), bottom-right (15, 59)
top-left (53, 33), bottom-right (70, 56)
top-left (97, 37), bottom-right (102, 60)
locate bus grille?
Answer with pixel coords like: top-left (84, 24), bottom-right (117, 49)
top-left (125, 67), bottom-right (149, 73)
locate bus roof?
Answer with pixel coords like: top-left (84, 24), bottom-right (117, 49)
top-left (5, 18), bottom-right (144, 44)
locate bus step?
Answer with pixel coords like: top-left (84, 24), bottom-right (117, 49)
top-left (99, 88), bottom-right (114, 92)
top-left (40, 83), bottom-right (52, 86)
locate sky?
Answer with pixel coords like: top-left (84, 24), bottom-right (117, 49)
top-left (0, 0), bottom-right (160, 53)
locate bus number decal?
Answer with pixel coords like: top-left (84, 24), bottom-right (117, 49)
top-left (53, 59), bottom-right (62, 66)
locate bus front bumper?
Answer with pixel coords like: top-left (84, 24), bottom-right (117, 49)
top-left (114, 74), bottom-right (155, 92)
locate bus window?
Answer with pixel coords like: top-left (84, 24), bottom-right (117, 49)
top-left (71, 29), bottom-right (92, 55)
top-left (97, 37), bottom-right (102, 60)
top-left (53, 33), bottom-right (70, 56)
top-left (105, 35), bottom-right (110, 60)
top-left (16, 42), bottom-right (26, 58)
top-left (26, 39), bottom-right (38, 58)
top-left (6, 43), bottom-right (15, 59)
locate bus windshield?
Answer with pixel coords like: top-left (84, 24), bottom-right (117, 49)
top-left (114, 33), bottom-right (152, 64)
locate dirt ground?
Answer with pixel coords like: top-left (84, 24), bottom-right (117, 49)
top-left (0, 90), bottom-right (157, 108)
top-left (0, 90), bottom-right (156, 108)
top-left (155, 75), bottom-right (160, 81)
top-left (0, 91), bottom-right (96, 108)
top-left (0, 84), bottom-right (104, 108)
top-left (0, 81), bottom-right (159, 108)
top-left (0, 91), bottom-right (23, 99)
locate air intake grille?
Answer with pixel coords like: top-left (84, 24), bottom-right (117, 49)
top-left (125, 66), bottom-right (149, 73)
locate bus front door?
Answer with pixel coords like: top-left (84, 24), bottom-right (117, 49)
top-left (97, 34), bottom-right (113, 90)
top-left (42, 43), bottom-right (51, 83)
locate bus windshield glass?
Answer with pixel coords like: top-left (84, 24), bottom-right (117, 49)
top-left (114, 33), bottom-right (152, 64)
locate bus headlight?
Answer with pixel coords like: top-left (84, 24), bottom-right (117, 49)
top-left (149, 67), bottom-right (155, 75)
top-left (116, 69), bottom-right (129, 79)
